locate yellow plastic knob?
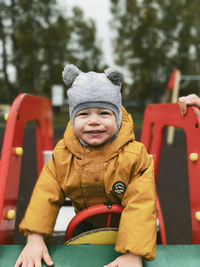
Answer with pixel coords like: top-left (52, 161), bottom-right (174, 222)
top-left (195, 211), bottom-right (200, 222)
top-left (189, 153), bottom-right (198, 162)
top-left (4, 113), bottom-right (9, 121)
top-left (7, 210), bottom-right (15, 220)
top-left (15, 147), bottom-right (23, 156)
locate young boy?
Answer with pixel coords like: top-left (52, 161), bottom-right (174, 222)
top-left (15, 65), bottom-right (157, 267)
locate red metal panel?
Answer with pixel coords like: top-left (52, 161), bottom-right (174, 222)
top-left (0, 93), bottom-right (53, 244)
top-left (141, 103), bottom-right (200, 244)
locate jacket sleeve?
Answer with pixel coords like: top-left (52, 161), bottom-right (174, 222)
top-left (115, 144), bottom-right (157, 261)
top-left (19, 153), bottom-right (65, 237)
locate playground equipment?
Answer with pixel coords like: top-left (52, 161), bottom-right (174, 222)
top-left (0, 243), bottom-right (200, 267)
top-left (163, 69), bottom-right (181, 144)
top-left (0, 93), bottom-right (53, 244)
top-left (141, 103), bottom-right (200, 244)
top-left (163, 69), bottom-right (200, 145)
top-left (65, 203), bottom-right (123, 241)
top-left (163, 69), bottom-right (181, 105)
top-left (1, 94), bottom-right (200, 266)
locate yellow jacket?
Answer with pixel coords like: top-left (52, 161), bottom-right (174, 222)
top-left (19, 107), bottom-right (157, 260)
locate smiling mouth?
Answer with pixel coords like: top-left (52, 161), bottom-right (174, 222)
top-left (85, 130), bottom-right (105, 134)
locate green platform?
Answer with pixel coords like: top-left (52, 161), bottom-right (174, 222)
top-left (0, 244), bottom-right (200, 266)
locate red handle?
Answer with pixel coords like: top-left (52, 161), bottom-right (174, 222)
top-left (65, 203), bottom-right (123, 241)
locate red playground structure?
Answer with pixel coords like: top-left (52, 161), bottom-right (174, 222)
top-left (0, 94), bottom-right (53, 244)
top-left (141, 103), bottom-right (200, 244)
top-left (0, 93), bottom-right (200, 266)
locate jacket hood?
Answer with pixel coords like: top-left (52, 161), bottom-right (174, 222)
top-left (63, 106), bottom-right (135, 160)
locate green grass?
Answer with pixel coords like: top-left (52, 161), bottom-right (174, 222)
top-left (53, 113), bottom-right (69, 128)
top-left (126, 108), bottom-right (144, 130)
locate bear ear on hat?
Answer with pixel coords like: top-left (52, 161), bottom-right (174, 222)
top-left (104, 66), bottom-right (124, 85)
top-left (62, 64), bottom-right (81, 86)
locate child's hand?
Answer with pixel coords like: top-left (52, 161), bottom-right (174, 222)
top-left (104, 253), bottom-right (142, 267)
top-left (14, 233), bottom-right (54, 267)
top-left (178, 94), bottom-right (200, 116)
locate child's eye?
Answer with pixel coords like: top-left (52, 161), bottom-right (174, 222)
top-left (100, 112), bottom-right (109, 115)
top-left (77, 112), bottom-right (88, 116)
top-left (100, 111), bottom-right (112, 116)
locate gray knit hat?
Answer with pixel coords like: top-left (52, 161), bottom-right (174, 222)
top-left (62, 64), bottom-right (124, 129)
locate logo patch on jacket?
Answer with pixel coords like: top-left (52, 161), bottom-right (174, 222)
top-left (112, 181), bottom-right (127, 194)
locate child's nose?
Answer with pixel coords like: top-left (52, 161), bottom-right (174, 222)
top-left (88, 114), bottom-right (100, 124)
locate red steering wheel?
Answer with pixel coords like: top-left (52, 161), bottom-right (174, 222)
top-left (65, 203), bottom-right (123, 241)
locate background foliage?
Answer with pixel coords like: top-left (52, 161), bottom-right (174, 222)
top-left (110, 0), bottom-right (200, 108)
top-left (0, 0), bottom-right (102, 103)
top-left (1, 0), bottom-right (200, 111)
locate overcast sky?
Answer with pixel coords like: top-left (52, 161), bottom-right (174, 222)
top-left (57, 0), bottom-right (114, 65)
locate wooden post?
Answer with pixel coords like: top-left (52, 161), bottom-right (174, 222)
top-left (166, 69), bottom-right (181, 145)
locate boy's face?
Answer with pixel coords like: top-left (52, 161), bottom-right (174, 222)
top-left (74, 108), bottom-right (117, 146)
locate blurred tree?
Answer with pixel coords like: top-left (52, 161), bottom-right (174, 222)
top-left (0, 0), bottom-right (103, 103)
top-left (109, 0), bottom-right (200, 108)
top-left (0, 0), bottom-right (15, 99)
top-left (68, 7), bottom-right (102, 73)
